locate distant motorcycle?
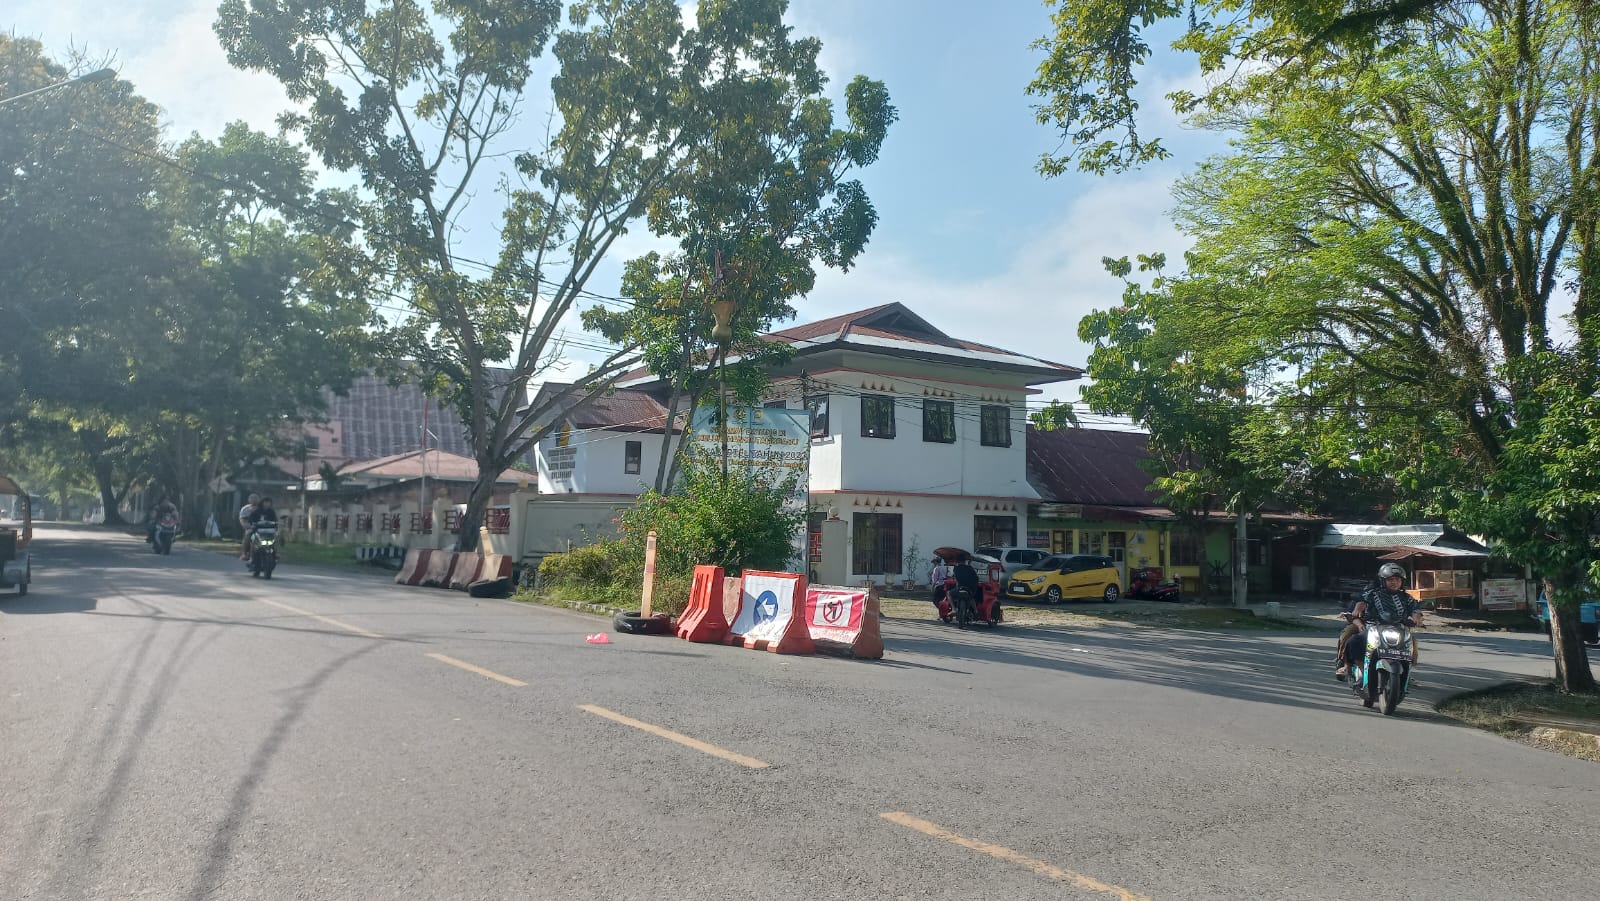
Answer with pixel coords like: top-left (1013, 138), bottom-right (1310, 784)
top-left (248, 523), bottom-right (279, 579)
top-left (152, 513), bottom-right (178, 555)
top-left (1342, 613), bottom-right (1414, 716)
top-left (1127, 567), bottom-right (1181, 602)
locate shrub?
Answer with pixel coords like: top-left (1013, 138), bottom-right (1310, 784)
top-left (530, 458), bottom-right (803, 615)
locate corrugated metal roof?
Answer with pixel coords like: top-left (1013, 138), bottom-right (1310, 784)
top-left (1378, 544), bottom-right (1487, 559)
top-left (337, 449), bottom-right (522, 483)
top-left (1026, 427), bottom-right (1163, 507)
top-left (528, 383), bottom-right (676, 432)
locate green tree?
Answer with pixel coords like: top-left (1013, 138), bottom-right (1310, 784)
top-left (1079, 254), bottom-right (1290, 606)
top-left (1028, 400), bottom-right (1079, 431)
top-left (1063, 2), bottom-right (1598, 688)
top-left (217, 0), bottom-right (894, 550)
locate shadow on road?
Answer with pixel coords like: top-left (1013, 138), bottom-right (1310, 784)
top-left (881, 616), bottom-right (1547, 722)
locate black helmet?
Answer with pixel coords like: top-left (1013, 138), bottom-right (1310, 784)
top-left (1378, 562), bottom-right (1407, 582)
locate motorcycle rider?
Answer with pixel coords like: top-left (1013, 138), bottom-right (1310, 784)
top-left (1336, 562), bottom-right (1422, 680)
top-left (952, 556), bottom-right (985, 613)
top-left (147, 497), bottom-right (178, 544)
top-left (238, 493), bottom-right (260, 560)
top-left (245, 496), bottom-right (278, 561)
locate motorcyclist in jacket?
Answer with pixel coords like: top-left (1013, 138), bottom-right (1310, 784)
top-left (245, 496), bottom-right (278, 559)
top-left (1336, 562), bottom-right (1422, 680)
top-left (146, 497), bottom-right (178, 544)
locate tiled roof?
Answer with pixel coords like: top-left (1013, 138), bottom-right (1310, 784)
top-left (337, 449), bottom-right (524, 484)
top-left (1026, 426), bottom-right (1163, 507)
top-left (527, 383), bottom-right (677, 433)
top-left (619, 302), bottom-right (1082, 386)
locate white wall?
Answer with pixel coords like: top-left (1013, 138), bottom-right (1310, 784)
top-left (792, 372), bottom-right (1036, 500)
top-left (816, 493), bottom-right (1025, 585)
top-left (537, 426), bottom-right (679, 495)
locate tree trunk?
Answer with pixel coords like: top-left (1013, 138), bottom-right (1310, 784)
top-left (79, 430), bottom-right (127, 526)
top-left (653, 375), bottom-right (686, 493)
top-left (1232, 507), bottom-right (1249, 608)
top-left (453, 463), bottom-right (501, 553)
top-left (1545, 577), bottom-right (1597, 693)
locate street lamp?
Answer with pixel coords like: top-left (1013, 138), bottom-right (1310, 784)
top-left (710, 292), bottom-right (738, 478)
top-left (0, 67), bottom-right (116, 108)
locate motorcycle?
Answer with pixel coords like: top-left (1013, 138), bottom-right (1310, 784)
top-left (152, 513), bottom-right (178, 555)
top-left (933, 551), bottom-right (1004, 627)
top-left (1342, 613), bottom-right (1414, 716)
top-left (1127, 566), bottom-right (1181, 602)
top-left (248, 523), bottom-right (279, 579)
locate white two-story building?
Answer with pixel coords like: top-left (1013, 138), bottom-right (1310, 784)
top-left (530, 303), bottom-right (1081, 584)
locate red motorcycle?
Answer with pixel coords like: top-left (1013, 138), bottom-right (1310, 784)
top-left (1127, 567), bottom-right (1182, 602)
top-left (933, 549), bottom-right (1004, 627)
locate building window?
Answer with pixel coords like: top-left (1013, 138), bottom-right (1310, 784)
top-left (852, 512), bottom-right (903, 575)
top-left (1170, 529), bottom-right (1204, 566)
top-left (764, 399), bottom-right (786, 409)
top-left (980, 404), bottom-right (1011, 447)
top-left (624, 440), bottom-right (642, 475)
top-left (805, 394), bottom-right (829, 438)
top-left (973, 515), bottom-right (1016, 549)
top-left (861, 394), bottom-right (896, 439)
top-left (922, 399), bottom-right (955, 443)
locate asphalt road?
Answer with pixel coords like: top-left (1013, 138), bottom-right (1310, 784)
top-left (2, 525), bottom-right (1595, 901)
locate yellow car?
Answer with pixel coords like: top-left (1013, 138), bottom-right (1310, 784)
top-left (1006, 554), bottom-right (1121, 604)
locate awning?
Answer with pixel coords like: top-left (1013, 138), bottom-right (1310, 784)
top-left (1378, 545), bottom-right (1487, 560)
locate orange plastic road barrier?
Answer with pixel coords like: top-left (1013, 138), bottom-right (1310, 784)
top-left (395, 548), bottom-right (433, 585)
top-left (725, 570), bottom-right (814, 654)
top-left (804, 584), bottom-right (884, 659)
top-left (675, 565), bottom-right (729, 642)
top-left (418, 550), bottom-right (457, 588)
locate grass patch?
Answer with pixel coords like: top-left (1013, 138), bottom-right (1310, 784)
top-left (1100, 607), bottom-right (1318, 632)
top-left (512, 584), bottom-right (630, 615)
top-left (1438, 682), bottom-right (1600, 763)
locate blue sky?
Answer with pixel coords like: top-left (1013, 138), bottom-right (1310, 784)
top-left (8, 1), bottom-right (1222, 404)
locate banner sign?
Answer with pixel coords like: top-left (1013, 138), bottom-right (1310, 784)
top-left (1481, 578), bottom-right (1529, 611)
top-left (805, 587), bottom-right (867, 645)
top-left (691, 405), bottom-right (811, 566)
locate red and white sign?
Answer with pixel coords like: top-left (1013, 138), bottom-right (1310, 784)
top-left (805, 587), bottom-right (867, 645)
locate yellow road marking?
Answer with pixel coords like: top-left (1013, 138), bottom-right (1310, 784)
top-left (426, 653), bottom-right (528, 687)
top-left (880, 812), bottom-right (1151, 901)
top-left (260, 598), bottom-right (384, 639)
top-left (578, 704), bottom-right (769, 769)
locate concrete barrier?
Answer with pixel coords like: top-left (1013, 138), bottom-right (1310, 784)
top-left (803, 584), bottom-right (883, 659)
top-left (395, 549), bottom-right (433, 586)
top-left (726, 570), bottom-right (813, 655)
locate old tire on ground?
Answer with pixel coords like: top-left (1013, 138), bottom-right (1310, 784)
top-left (467, 577), bottom-right (514, 598)
top-left (613, 610), bottom-right (672, 635)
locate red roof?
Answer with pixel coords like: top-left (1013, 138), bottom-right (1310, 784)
top-left (1026, 427), bottom-right (1163, 507)
top-left (526, 383), bottom-right (679, 433)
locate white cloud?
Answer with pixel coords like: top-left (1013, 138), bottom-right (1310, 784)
top-left (799, 167), bottom-right (1191, 397)
top-left (8, 1), bottom-right (291, 139)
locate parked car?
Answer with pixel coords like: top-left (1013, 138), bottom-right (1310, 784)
top-left (1534, 593), bottom-right (1600, 645)
top-left (977, 545), bottom-right (1053, 581)
top-left (1006, 554), bottom-right (1121, 604)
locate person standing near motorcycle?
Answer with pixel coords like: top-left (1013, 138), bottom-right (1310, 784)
top-left (930, 555), bottom-right (950, 609)
top-left (238, 493), bottom-right (260, 560)
top-left (1336, 562), bottom-right (1422, 680)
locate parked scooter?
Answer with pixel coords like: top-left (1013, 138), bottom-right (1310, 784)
top-left (1127, 567), bottom-right (1181, 602)
top-left (152, 512), bottom-right (178, 555)
top-left (248, 523), bottom-right (279, 579)
top-left (1341, 612), bottom-right (1415, 716)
